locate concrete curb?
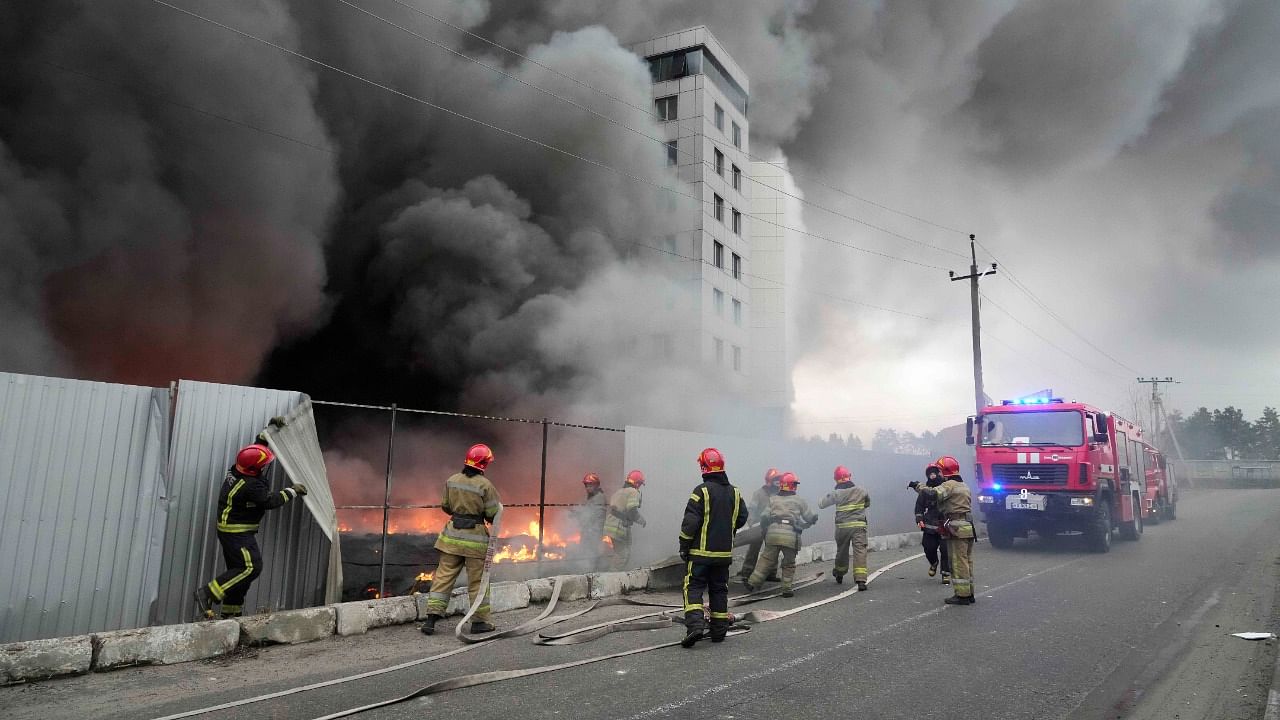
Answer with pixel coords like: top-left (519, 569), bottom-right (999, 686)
top-left (0, 532), bottom-right (917, 682)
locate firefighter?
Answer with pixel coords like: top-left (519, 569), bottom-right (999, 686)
top-left (909, 455), bottom-right (975, 605)
top-left (736, 468), bottom-right (781, 581)
top-left (573, 473), bottom-right (608, 564)
top-left (603, 470), bottom-right (647, 570)
top-left (419, 444), bottom-right (502, 635)
top-left (678, 448), bottom-right (749, 647)
top-left (745, 472), bottom-right (817, 597)
top-left (916, 460), bottom-right (952, 584)
top-left (819, 465), bottom-right (871, 590)
top-left (193, 441), bottom-right (307, 619)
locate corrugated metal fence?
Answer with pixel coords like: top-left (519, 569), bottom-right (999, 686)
top-left (0, 374), bottom-right (331, 642)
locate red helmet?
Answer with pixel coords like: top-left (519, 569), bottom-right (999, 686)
top-left (698, 448), bottom-right (726, 474)
top-left (235, 444), bottom-right (275, 476)
top-left (582, 473), bottom-right (601, 486)
top-left (777, 472), bottom-right (799, 492)
top-left (764, 467), bottom-right (781, 486)
top-left (625, 469), bottom-right (645, 487)
top-left (464, 443), bottom-right (494, 470)
top-left (936, 455), bottom-right (961, 478)
top-left (834, 465), bottom-right (852, 482)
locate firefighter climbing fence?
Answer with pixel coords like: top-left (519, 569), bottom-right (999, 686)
top-left (311, 400), bottom-right (624, 600)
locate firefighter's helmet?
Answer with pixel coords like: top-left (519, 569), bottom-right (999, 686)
top-left (698, 448), bottom-right (726, 474)
top-left (765, 467), bottom-right (781, 486)
top-left (583, 473), bottom-right (601, 486)
top-left (464, 443), bottom-right (495, 470)
top-left (834, 465), bottom-right (852, 482)
top-left (235, 444), bottom-right (275, 476)
top-left (777, 472), bottom-right (799, 492)
top-left (936, 455), bottom-right (961, 478)
top-left (625, 469), bottom-right (645, 487)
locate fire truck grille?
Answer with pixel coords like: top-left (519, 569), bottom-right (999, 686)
top-left (991, 464), bottom-right (1069, 485)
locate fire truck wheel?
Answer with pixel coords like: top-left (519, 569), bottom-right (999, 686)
top-left (1147, 498), bottom-right (1163, 526)
top-left (1086, 501), bottom-right (1112, 553)
top-left (987, 521), bottom-right (1016, 550)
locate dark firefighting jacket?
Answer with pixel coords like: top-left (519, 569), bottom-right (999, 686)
top-left (215, 468), bottom-right (299, 534)
top-left (679, 472), bottom-right (749, 566)
top-left (914, 474), bottom-right (947, 534)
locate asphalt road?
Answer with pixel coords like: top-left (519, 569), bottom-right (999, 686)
top-left (6, 489), bottom-right (1280, 720)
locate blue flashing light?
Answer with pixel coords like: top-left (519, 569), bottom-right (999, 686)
top-left (992, 483), bottom-right (1003, 491)
top-left (1000, 397), bottom-right (1065, 406)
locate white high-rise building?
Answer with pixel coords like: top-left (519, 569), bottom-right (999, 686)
top-left (631, 27), bottom-right (762, 400)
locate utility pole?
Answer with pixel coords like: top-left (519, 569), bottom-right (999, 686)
top-left (951, 234), bottom-right (998, 415)
top-left (1137, 377), bottom-right (1183, 459)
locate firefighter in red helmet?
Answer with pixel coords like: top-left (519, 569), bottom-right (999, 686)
top-left (736, 468), bottom-right (781, 582)
top-left (603, 470), bottom-right (647, 570)
top-left (910, 455), bottom-right (975, 605)
top-left (819, 465), bottom-right (872, 589)
top-left (745, 472), bottom-right (817, 597)
top-left (194, 434), bottom-right (307, 619)
top-left (420, 443), bottom-right (502, 635)
top-left (679, 448), bottom-right (748, 647)
top-left (573, 473), bottom-right (608, 566)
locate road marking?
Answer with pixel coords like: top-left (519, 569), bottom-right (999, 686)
top-left (624, 557), bottom-right (1083, 719)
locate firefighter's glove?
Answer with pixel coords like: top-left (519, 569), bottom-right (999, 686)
top-left (269, 416), bottom-right (287, 428)
top-left (291, 483), bottom-right (309, 496)
top-left (918, 521), bottom-right (926, 530)
top-left (680, 550), bottom-right (692, 562)
top-left (908, 481), bottom-right (920, 490)
top-left (635, 516), bottom-right (647, 528)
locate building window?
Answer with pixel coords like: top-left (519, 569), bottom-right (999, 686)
top-left (665, 139), bottom-right (678, 166)
top-left (714, 148), bottom-right (724, 176)
top-left (732, 345), bottom-right (742, 372)
top-left (732, 298), bottom-right (742, 326)
top-left (656, 95), bottom-right (678, 121)
top-left (713, 194), bottom-right (724, 222)
top-left (713, 288), bottom-right (724, 316)
top-left (732, 209), bottom-right (741, 235)
top-left (731, 253), bottom-right (741, 279)
top-left (714, 337), bottom-right (724, 366)
top-left (713, 240), bottom-right (724, 269)
top-left (732, 165), bottom-right (741, 191)
top-left (732, 122), bottom-right (741, 148)
top-left (714, 103), bottom-right (724, 131)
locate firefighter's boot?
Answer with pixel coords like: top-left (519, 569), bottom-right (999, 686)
top-left (741, 579), bottom-right (757, 592)
top-left (941, 571), bottom-right (952, 585)
top-left (781, 586), bottom-right (795, 598)
top-left (944, 595), bottom-right (975, 606)
top-left (856, 581), bottom-right (868, 591)
top-left (470, 621), bottom-right (496, 634)
top-left (193, 586), bottom-right (216, 619)
top-left (709, 617), bottom-right (730, 644)
top-left (833, 572), bottom-right (844, 585)
top-left (681, 611), bottom-right (706, 648)
top-left (419, 616), bottom-right (438, 635)
top-left (928, 563), bottom-right (937, 577)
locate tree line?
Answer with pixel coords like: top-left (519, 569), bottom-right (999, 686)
top-left (1161, 406), bottom-right (1280, 460)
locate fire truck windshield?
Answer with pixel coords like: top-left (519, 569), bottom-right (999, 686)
top-left (980, 410), bottom-right (1084, 447)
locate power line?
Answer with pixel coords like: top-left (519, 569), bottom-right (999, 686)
top-left (336, 0), bottom-right (969, 262)
top-left (979, 292), bottom-right (1130, 381)
top-left (151, 0), bottom-right (950, 273)
top-left (404, 0), bottom-right (971, 238)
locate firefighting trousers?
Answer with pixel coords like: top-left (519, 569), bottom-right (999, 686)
top-left (747, 544), bottom-right (797, 589)
top-left (208, 532), bottom-right (263, 617)
top-left (682, 562), bottom-right (731, 634)
top-left (737, 538), bottom-right (764, 577)
top-left (606, 533), bottom-right (632, 571)
top-left (834, 526), bottom-right (869, 582)
top-left (426, 552), bottom-right (491, 622)
top-left (945, 537), bottom-right (974, 598)
top-left (921, 532), bottom-right (952, 574)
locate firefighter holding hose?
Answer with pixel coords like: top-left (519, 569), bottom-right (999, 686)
top-left (420, 443), bottom-right (502, 635)
top-left (603, 470), bottom-right (647, 570)
top-left (193, 427), bottom-right (307, 619)
top-left (744, 472), bottom-right (817, 597)
top-left (909, 455), bottom-right (976, 605)
top-left (819, 465), bottom-right (871, 589)
top-left (679, 448), bottom-right (749, 647)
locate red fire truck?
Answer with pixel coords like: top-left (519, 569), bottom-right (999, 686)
top-left (967, 398), bottom-right (1168, 552)
top-left (1141, 442), bottom-right (1178, 523)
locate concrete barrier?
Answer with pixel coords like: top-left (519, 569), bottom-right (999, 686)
top-left (587, 572), bottom-right (627, 599)
top-left (93, 620), bottom-right (238, 670)
top-left (238, 607), bottom-right (336, 645)
top-left (334, 601), bottom-right (371, 636)
top-left (0, 636), bottom-right (92, 682)
top-left (367, 597), bottom-right (417, 629)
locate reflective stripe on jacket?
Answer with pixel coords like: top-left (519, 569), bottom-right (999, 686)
top-left (819, 482), bottom-right (870, 530)
top-left (764, 494), bottom-right (817, 549)
top-left (215, 468), bottom-right (297, 534)
top-left (434, 470), bottom-right (501, 559)
top-left (604, 485), bottom-right (643, 540)
top-left (679, 472), bottom-right (749, 566)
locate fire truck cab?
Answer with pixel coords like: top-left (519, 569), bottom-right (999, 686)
top-left (968, 398), bottom-right (1150, 553)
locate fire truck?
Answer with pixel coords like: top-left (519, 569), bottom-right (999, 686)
top-left (967, 398), bottom-right (1171, 553)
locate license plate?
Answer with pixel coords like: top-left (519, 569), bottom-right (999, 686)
top-left (1006, 493), bottom-right (1046, 511)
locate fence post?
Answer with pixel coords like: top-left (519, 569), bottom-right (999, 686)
top-left (379, 403), bottom-right (397, 598)
top-left (538, 419), bottom-right (549, 562)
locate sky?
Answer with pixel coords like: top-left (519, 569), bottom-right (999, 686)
top-left (2, 0), bottom-right (1278, 447)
